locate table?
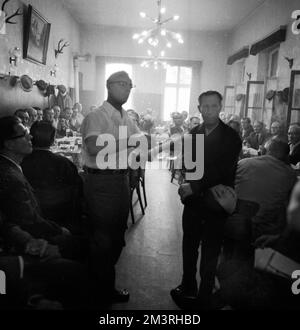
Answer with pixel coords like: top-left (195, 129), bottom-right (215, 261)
top-left (51, 136), bottom-right (83, 169)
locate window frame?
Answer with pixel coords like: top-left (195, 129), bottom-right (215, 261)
top-left (163, 65), bottom-right (192, 121)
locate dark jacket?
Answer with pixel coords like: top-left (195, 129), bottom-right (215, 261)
top-left (187, 120), bottom-right (242, 202)
top-left (0, 156), bottom-right (62, 251)
top-left (246, 131), bottom-right (270, 150)
top-left (241, 126), bottom-right (254, 140)
top-left (289, 143), bottom-right (300, 166)
top-left (21, 149), bottom-right (82, 228)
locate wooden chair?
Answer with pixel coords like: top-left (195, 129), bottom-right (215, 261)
top-left (129, 169), bottom-right (145, 224)
top-left (139, 168), bottom-right (147, 208)
top-left (165, 155), bottom-right (178, 183)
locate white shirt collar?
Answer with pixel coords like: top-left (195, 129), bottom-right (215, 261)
top-left (0, 154), bottom-right (23, 173)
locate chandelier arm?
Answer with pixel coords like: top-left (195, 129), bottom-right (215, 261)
top-left (157, 0), bottom-right (162, 23)
top-left (160, 17), bottom-right (174, 25)
top-left (144, 28), bottom-right (154, 37)
top-left (147, 28), bottom-right (156, 38)
top-left (146, 15), bottom-right (156, 23)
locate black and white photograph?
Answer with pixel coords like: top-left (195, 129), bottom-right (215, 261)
top-left (1, 0), bottom-right (300, 324)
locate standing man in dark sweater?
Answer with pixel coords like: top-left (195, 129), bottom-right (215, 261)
top-left (171, 91), bottom-right (242, 309)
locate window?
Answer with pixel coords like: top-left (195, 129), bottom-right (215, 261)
top-left (268, 48), bottom-right (279, 78)
top-left (104, 63), bottom-right (133, 109)
top-left (163, 66), bottom-right (192, 121)
top-left (236, 60), bottom-right (245, 84)
top-left (223, 86), bottom-right (235, 114)
top-left (245, 81), bottom-right (265, 122)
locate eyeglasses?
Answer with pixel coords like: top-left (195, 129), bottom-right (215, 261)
top-left (110, 81), bottom-right (135, 89)
top-left (8, 128), bottom-right (30, 140)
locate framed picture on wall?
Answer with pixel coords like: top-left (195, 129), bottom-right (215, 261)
top-left (23, 5), bottom-right (51, 65)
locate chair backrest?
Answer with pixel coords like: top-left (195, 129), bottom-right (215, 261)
top-left (129, 169), bottom-right (140, 190)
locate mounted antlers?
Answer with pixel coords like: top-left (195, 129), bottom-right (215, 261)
top-left (1, 0), bottom-right (22, 24)
top-left (55, 39), bottom-right (70, 58)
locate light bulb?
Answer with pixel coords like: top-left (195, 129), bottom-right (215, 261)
top-left (147, 49), bottom-right (152, 56)
top-left (173, 15), bottom-right (180, 20)
top-left (176, 33), bottom-right (181, 39)
top-left (140, 12), bottom-right (146, 18)
top-left (141, 30), bottom-right (148, 36)
top-left (133, 33), bottom-right (139, 39)
top-left (161, 29), bottom-right (166, 36)
top-left (138, 38), bottom-right (144, 44)
top-left (167, 42), bottom-right (172, 48)
top-left (178, 39), bottom-right (184, 44)
top-left (160, 50), bottom-right (165, 57)
top-left (160, 7), bottom-right (166, 14)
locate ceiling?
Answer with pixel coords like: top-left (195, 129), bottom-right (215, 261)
top-left (62, 0), bottom-right (266, 32)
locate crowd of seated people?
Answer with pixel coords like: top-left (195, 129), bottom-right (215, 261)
top-left (14, 103), bottom-right (86, 138)
top-left (0, 103), bottom-right (111, 310)
top-left (0, 115), bottom-right (102, 309)
top-left (4, 98), bottom-right (300, 311)
top-left (220, 113), bottom-right (300, 168)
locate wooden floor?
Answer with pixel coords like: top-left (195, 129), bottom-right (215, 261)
top-left (113, 163), bottom-right (184, 310)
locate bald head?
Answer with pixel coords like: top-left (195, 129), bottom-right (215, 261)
top-left (266, 138), bottom-right (290, 162)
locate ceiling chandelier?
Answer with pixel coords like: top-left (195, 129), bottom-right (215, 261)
top-left (140, 49), bottom-right (169, 70)
top-left (132, 0), bottom-right (183, 49)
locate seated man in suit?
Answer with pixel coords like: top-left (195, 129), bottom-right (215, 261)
top-left (0, 116), bottom-right (93, 308)
top-left (288, 123), bottom-right (300, 166)
top-left (21, 121), bottom-right (83, 232)
top-left (241, 117), bottom-right (253, 141)
top-left (245, 121), bottom-right (270, 150)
